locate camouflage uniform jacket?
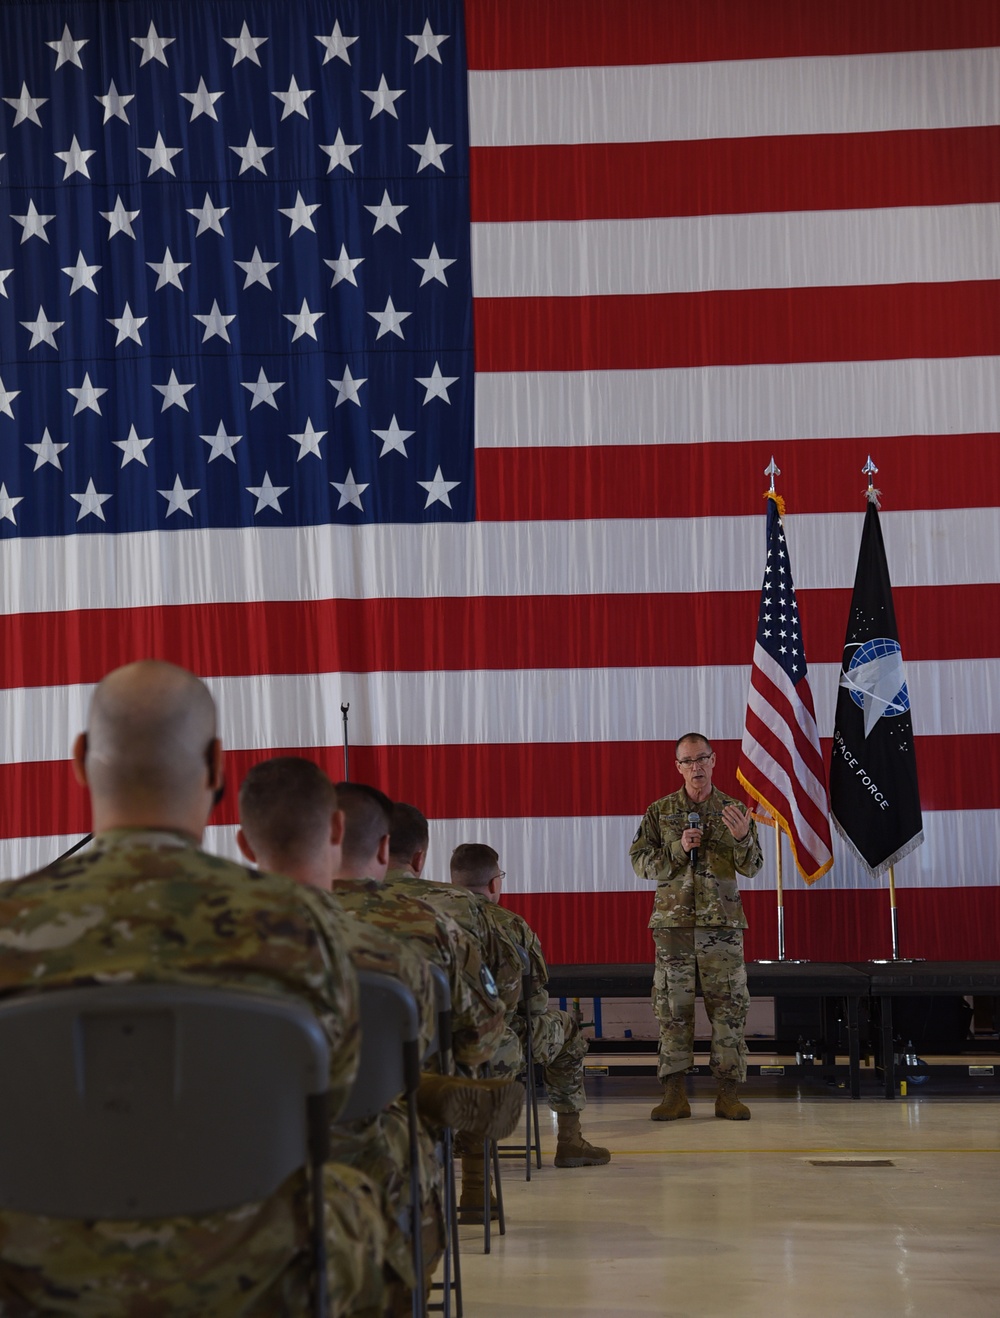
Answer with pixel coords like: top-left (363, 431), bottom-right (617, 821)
top-left (330, 876), bottom-right (505, 1073)
top-left (484, 903), bottom-right (549, 1020)
top-left (0, 828), bottom-right (360, 1317)
top-left (629, 788), bottom-right (762, 931)
top-left (384, 868), bottom-right (523, 1015)
top-left (336, 907), bottom-right (437, 1059)
top-left (324, 906), bottom-right (440, 1291)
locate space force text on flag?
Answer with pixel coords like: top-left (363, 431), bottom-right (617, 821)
top-left (829, 493), bottom-right (924, 876)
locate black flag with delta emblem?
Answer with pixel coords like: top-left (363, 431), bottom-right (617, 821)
top-left (830, 496), bottom-right (924, 874)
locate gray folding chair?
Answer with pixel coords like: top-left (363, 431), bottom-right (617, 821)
top-left (496, 944), bottom-right (543, 1180)
top-left (0, 984), bottom-right (333, 1317)
top-left (339, 969), bottom-right (425, 1318)
top-left (426, 962), bottom-right (461, 1318)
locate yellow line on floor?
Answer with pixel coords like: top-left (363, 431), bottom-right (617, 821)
top-left (613, 1146), bottom-right (1000, 1156)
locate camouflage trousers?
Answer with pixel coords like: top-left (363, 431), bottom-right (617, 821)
top-left (331, 1104), bottom-right (445, 1307)
top-left (491, 1009), bottom-right (590, 1114)
top-left (651, 927), bottom-right (749, 1082)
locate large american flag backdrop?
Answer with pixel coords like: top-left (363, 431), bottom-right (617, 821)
top-left (1, 0), bottom-right (998, 963)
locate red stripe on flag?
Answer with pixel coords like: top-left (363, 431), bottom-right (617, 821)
top-left (5, 734), bottom-right (998, 840)
top-left (509, 886), bottom-right (1000, 965)
top-left (743, 698), bottom-right (830, 871)
top-left (0, 581), bottom-right (995, 692)
top-left (475, 435), bottom-right (1000, 520)
top-left (475, 282), bottom-right (1000, 372)
top-left (747, 670), bottom-right (827, 795)
top-left (471, 128), bottom-right (1000, 223)
top-left (465, 0), bottom-right (1000, 69)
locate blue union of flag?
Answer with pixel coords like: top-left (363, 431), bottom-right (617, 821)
top-left (0, 0), bottom-right (474, 538)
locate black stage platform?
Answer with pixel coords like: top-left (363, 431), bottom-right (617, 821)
top-left (549, 961), bottom-right (1000, 1100)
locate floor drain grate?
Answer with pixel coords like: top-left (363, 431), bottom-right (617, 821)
top-left (808, 1159), bottom-right (895, 1167)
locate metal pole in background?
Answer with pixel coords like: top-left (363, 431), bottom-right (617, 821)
top-left (341, 703), bottom-right (350, 782)
top-left (863, 455), bottom-right (903, 964)
top-left (775, 822), bottom-right (785, 961)
top-left (761, 456), bottom-right (792, 962)
top-left (888, 864), bottom-right (900, 960)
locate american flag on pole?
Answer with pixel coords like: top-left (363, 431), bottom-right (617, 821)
top-left (737, 493), bottom-right (833, 884)
top-left (2, 1), bottom-right (1000, 963)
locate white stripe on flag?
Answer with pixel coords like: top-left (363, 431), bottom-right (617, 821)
top-left (0, 507), bottom-right (997, 617)
top-left (472, 205), bottom-right (1000, 298)
top-left (474, 357), bottom-right (1000, 448)
top-left (4, 659), bottom-right (1000, 766)
top-left (0, 810), bottom-right (992, 894)
top-left (469, 47), bottom-right (1000, 147)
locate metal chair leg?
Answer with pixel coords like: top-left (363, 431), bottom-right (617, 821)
top-left (428, 1128), bottom-right (458, 1318)
top-left (492, 1137), bottom-right (505, 1236)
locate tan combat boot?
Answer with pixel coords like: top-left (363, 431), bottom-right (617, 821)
top-left (416, 1073), bottom-right (524, 1141)
top-left (715, 1077), bottom-right (751, 1120)
top-left (458, 1152), bottom-right (499, 1222)
top-left (651, 1071), bottom-right (691, 1121)
top-left (553, 1112), bottom-right (611, 1167)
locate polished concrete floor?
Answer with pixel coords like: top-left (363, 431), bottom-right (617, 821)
top-left (452, 1076), bottom-right (1000, 1318)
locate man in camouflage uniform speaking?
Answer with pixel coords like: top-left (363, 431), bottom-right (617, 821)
top-left (629, 733), bottom-right (762, 1122)
top-left (0, 661), bottom-right (385, 1317)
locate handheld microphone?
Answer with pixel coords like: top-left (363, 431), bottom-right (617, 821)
top-left (687, 812), bottom-right (701, 868)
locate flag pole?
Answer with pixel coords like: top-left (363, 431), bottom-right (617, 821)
top-left (774, 821), bottom-right (786, 961)
top-left (738, 455), bottom-right (833, 959)
top-left (341, 702), bottom-right (351, 782)
top-left (764, 458), bottom-right (790, 964)
top-left (764, 456), bottom-right (788, 963)
top-left (888, 864), bottom-right (900, 960)
top-left (862, 456), bottom-right (902, 963)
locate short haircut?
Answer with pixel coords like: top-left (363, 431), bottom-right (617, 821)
top-left (335, 782), bottom-right (393, 867)
top-left (450, 842), bottom-right (500, 890)
top-left (238, 757), bottom-right (336, 864)
top-left (675, 733), bottom-right (713, 757)
top-left (86, 660), bottom-right (217, 807)
top-left (389, 801), bottom-right (429, 860)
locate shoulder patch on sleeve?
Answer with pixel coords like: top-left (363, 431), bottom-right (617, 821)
top-left (632, 825), bottom-right (642, 843)
top-left (480, 965), bottom-right (498, 1000)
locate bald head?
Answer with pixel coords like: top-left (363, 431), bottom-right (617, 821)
top-left (76, 661), bottom-right (222, 835)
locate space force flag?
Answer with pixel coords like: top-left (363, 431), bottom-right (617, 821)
top-left (830, 495), bottom-right (924, 875)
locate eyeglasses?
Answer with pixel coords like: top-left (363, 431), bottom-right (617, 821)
top-left (492, 870), bottom-right (506, 882)
top-left (676, 753), bottom-right (713, 766)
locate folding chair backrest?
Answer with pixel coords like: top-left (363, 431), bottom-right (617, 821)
top-left (426, 962), bottom-right (452, 1072)
top-left (338, 970), bottom-right (420, 1122)
top-left (515, 944), bottom-right (532, 1003)
top-left (0, 984), bottom-right (331, 1220)
top-left (337, 971), bottom-right (426, 1315)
